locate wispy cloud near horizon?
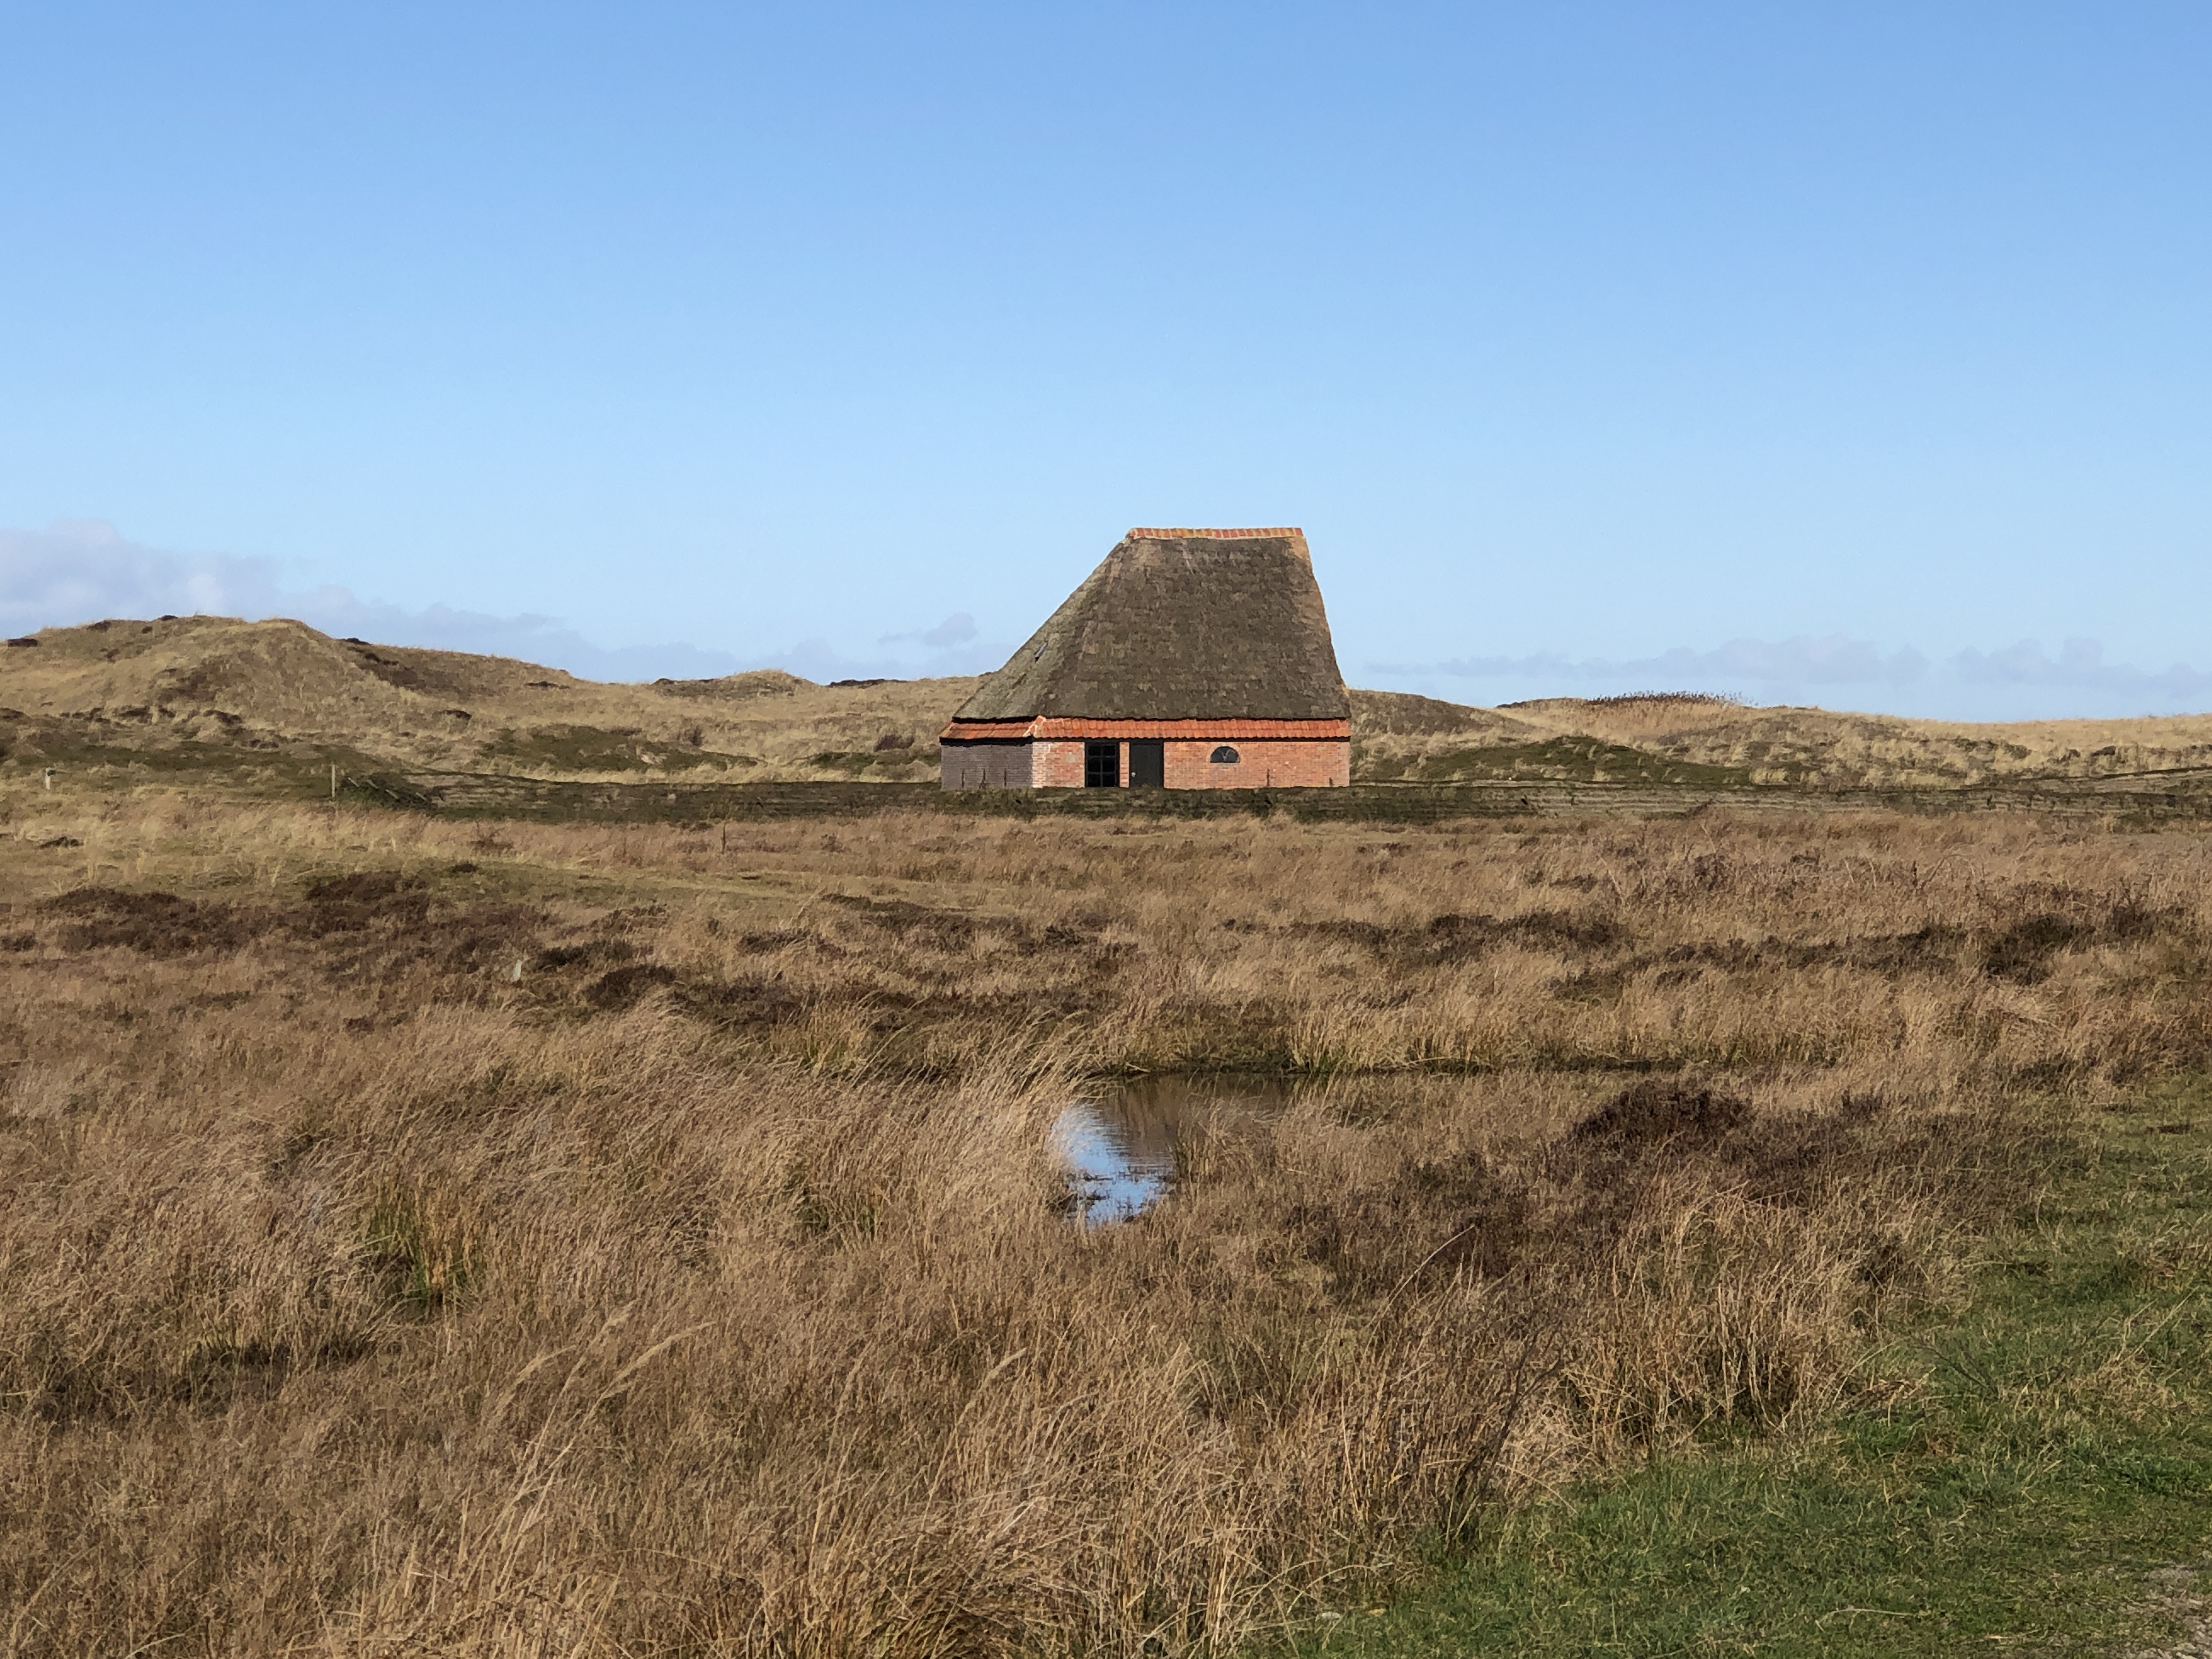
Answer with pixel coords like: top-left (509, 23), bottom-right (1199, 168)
top-left (1368, 634), bottom-right (2212, 723)
top-left (0, 518), bottom-right (748, 679)
top-left (0, 520), bottom-right (1005, 685)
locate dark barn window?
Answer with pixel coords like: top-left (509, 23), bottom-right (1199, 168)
top-left (1084, 740), bottom-right (1121, 787)
top-left (1210, 745), bottom-right (1240, 764)
top-left (1127, 740), bottom-right (1164, 788)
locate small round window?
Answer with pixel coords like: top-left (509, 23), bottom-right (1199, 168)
top-left (1210, 745), bottom-right (1240, 764)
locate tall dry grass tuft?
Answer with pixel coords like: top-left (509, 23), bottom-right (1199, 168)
top-left (1, 797), bottom-right (2203, 1653)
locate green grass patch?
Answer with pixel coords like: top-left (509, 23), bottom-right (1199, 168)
top-left (1295, 1090), bottom-right (2212, 1656)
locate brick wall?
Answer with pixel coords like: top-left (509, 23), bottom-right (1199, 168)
top-left (944, 737), bottom-right (1350, 789)
top-left (1032, 740), bottom-right (1091, 789)
top-left (1164, 738), bottom-right (1347, 788)
top-left (943, 718), bottom-right (1349, 741)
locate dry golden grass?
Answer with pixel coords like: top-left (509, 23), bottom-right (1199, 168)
top-left (0, 614), bottom-right (976, 782)
top-left (1352, 689), bottom-right (2212, 788)
top-left (3, 791), bottom-right (2211, 1655)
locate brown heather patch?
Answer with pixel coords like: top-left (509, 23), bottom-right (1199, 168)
top-left (1, 797), bottom-right (2209, 1654)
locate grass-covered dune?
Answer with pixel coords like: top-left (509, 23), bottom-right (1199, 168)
top-left (11, 612), bottom-right (2212, 792)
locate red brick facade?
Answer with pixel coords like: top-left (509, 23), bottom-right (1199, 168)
top-left (943, 720), bottom-right (1351, 790)
top-left (941, 718), bottom-right (1350, 742)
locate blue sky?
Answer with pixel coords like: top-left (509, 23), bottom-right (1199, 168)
top-left (3, 2), bottom-right (2209, 718)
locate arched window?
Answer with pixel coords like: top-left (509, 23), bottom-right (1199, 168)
top-left (1210, 745), bottom-right (1239, 764)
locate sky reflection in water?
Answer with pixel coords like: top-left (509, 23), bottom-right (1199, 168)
top-left (1052, 1075), bottom-right (1297, 1226)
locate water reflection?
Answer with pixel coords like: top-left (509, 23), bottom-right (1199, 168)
top-left (1054, 1073), bottom-right (1506, 1224)
top-left (1051, 1075), bottom-right (1296, 1225)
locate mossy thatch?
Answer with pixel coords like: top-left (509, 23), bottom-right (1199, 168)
top-left (956, 528), bottom-right (1350, 721)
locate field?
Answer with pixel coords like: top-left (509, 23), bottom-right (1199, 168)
top-left (6, 775), bottom-right (2212, 1656)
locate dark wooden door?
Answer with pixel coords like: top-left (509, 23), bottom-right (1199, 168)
top-left (1128, 740), bottom-right (1165, 788)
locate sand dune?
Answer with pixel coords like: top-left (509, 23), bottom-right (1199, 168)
top-left (5, 613), bottom-right (2212, 789)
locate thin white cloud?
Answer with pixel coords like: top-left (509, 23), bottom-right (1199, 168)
top-left (0, 518), bottom-right (747, 680)
top-left (0, 518), bottom-right (286, 626)
top-left (878, 611), bottom-right (978, 650)
top-left (1411, 635), bottom-right (1933, 689)
top-left (775, 628), bottom-right (1006, 682)
top-left (1371, 634), bottom-right (2212, 722)
top-left (0, 519), bottom-right (1003, 685)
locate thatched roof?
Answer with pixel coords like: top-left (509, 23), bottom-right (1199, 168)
top-left (955, 528), bottom-right (1350, 722)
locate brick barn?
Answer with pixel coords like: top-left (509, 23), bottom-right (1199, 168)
top-left (939, 527), bottom-right (1351, 789)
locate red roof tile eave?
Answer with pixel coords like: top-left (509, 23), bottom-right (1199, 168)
top-left (940, 717), bottom-right (1351, 741)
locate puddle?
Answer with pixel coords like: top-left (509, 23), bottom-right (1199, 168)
top-left (1053, 1073), bottom-right (1513, 1224)
top-left (1051, 1102), bottom-right (1171, 1225)
top-left (1052, 1075), bottom-right (1292, 1224)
